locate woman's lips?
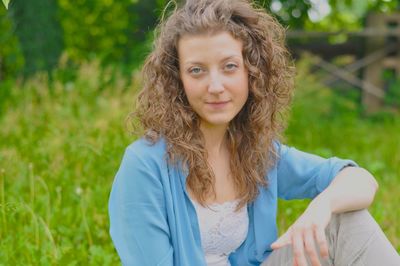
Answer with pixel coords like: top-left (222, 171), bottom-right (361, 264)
top-left (205, 100), bottom-right (230, 109)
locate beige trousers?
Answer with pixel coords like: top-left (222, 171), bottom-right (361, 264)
top-left (262, 209), bottom-right (400, 266)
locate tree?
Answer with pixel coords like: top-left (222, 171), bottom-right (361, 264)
top-left (259, 0), bottom-right (399, 31)
top-left (9, 0), bottom-right (63, 77)
top-left (0, 4), bottom-right (23, 80)
top-left (57, 0), bottom-right (132, 65)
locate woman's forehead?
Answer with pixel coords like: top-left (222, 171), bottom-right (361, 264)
top-left (177, 32), bottom-right (244, 63)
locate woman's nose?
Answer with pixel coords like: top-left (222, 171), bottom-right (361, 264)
top-left (208, 72), bottom-right (224, 94)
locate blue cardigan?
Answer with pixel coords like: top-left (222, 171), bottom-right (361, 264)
top-left (108, 138), bottom-right (356, 266)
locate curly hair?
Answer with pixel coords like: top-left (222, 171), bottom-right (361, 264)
top-left (130, 0), bottom-right (295, 210)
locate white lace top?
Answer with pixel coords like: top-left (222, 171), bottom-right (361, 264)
top-left (191, 199), bottom-right (249, 266)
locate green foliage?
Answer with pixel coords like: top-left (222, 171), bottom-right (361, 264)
top-left (8, 0), bottom-right (63, 77)
top-left (58, 0), bottom-right (131, 65)
top-left (57, 0), bottom-right (163, 69)
top-left (260, 0), bottom-right (399, 31)
top-left (0, 6), bottom-right (24, 80)
top-left (122, 0), bottom-right (164, 67)
top-left (2, 0), bottom-right (10, 9)
top-left (313, 0), bottom-right (399, 31)
top-left (2, 0), bottom-right (399, 78)
top-left (386, 79), bottom-right (400, 107)
top-left (0, 59), bottom-right (399, 263)
top-left (382, 70), bottom-right (400, 108)
top-left (258, 0), bottom-right (312, 29)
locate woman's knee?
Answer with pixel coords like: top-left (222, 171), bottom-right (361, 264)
top-left (328, 209), bottom-right (377, 235)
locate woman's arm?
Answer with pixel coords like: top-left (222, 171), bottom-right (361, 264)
top-left (109, 144), bottom-right (173, 266)
top-left (316, 166), bottom-right (378, 214)
top-left (272, 166), bottom-right (379, 266)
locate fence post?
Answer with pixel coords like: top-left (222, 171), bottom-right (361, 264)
top-left (363, 13), bottom-right (400, 112)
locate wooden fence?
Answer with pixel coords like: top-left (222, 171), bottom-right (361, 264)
top-left (287, 13), bottom-right (400, 112)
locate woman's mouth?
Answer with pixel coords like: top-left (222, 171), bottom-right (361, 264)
top-left (206, 100), bottom-right (230, 109)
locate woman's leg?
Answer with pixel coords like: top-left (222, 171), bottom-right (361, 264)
top-left (261, 241), bottom-right (330, 266)
top-left (262, 209), bottom-right (400, 266)
top-left (326, 209), bottom-right (400, 266)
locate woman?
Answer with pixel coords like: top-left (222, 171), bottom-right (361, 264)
top-left (108, 0), bottom-right (400, 265)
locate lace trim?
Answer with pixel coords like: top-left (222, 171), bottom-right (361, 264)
top-left (192, 199), bottom-right (249, 257)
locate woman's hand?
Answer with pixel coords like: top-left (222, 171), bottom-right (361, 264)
top-left (270, 197), bottom-right (332, 266)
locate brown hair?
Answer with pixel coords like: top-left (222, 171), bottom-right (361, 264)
top-left (130, 0), bottom-right (295, 209)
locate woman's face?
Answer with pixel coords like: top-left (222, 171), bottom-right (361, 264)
top-left (178, 31), bottom-right (249, 129)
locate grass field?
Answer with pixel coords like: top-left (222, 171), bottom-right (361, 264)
top-left (0, 60), bottom-right (399, 264)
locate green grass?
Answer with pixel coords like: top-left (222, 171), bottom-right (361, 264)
top-left (0, 59), bottom-right (399, 264)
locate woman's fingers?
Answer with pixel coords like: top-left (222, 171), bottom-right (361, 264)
top-left (314, 226), bottom-right (329, 259)
top-left (290, 225), bottom-right (328, 266)
top-left (271, 232), bottom-right (291, 249)
top-left (304, 228), bottom-right (321, 266)
top-left (272, 212), bottom-right (330, 265)
top-left (292, 230), bottom-right (308, 266)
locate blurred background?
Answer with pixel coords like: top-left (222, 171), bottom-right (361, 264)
top-left (0, 0), bottom-right (399, 264)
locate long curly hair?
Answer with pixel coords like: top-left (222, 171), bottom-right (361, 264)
top-left (130, 0), bottom-right (295, 209)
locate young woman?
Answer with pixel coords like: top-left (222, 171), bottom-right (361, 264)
top-left (108, 0), bottom-right (400, 265)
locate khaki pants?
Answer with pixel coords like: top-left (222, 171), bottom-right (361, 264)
top-left (262, 209), bottom-right (400, 266)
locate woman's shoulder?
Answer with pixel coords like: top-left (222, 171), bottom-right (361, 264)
top-left (124, 136), bottom-right (168, 163)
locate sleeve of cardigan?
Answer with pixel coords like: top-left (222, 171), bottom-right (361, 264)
top-left (108, 145), bottom-right (173, 266)
top-left (276, 143), bottom-right (358, 200)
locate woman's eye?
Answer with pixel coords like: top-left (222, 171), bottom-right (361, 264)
top-left (225, 63), bottom-right (238, 71)
top-left (189, 67), bottom-right (202, 74)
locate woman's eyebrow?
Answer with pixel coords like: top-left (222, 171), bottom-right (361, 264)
top-left (183, 55), bottom-right (242, 66)
top-left (220, 55), bottom-right (242, 61)
top-left (183, 60), bottom-right (205, 66)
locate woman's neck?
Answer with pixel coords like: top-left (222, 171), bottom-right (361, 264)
top-left (200, 123), bottom-right (228, 157)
